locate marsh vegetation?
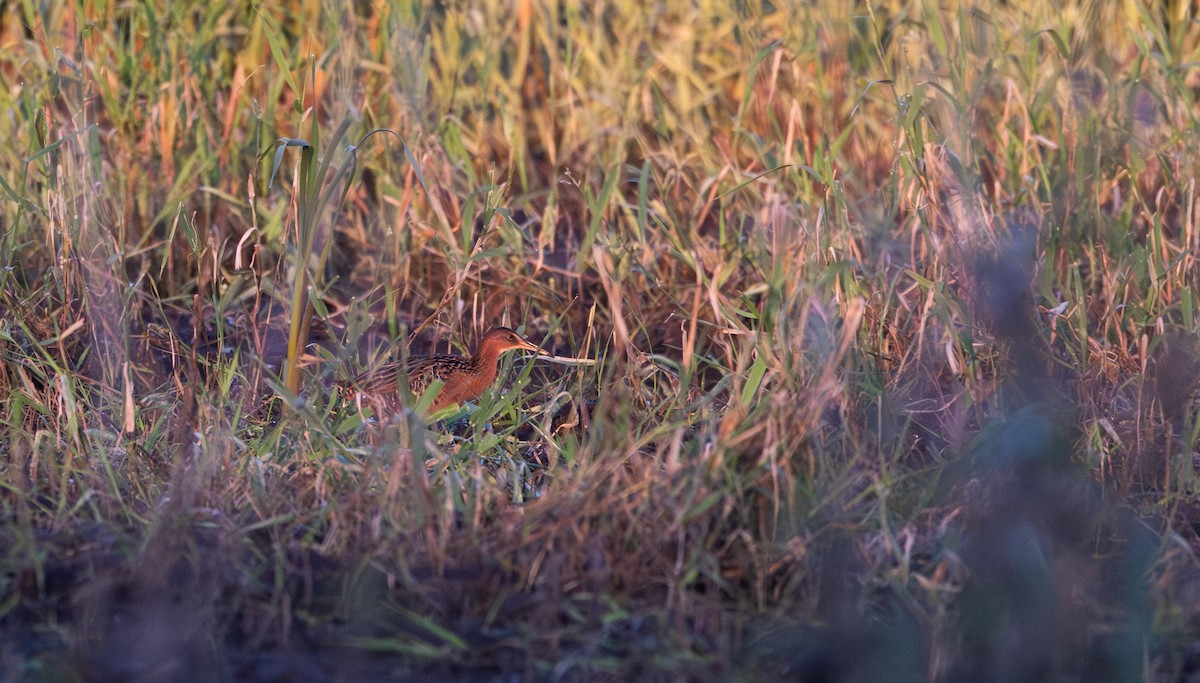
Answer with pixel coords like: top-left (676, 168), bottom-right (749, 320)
top-left (1, 1), bottom-right (1199, 680)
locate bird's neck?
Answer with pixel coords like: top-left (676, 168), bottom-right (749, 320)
top-left (472, 342), bottom-right (502, 371)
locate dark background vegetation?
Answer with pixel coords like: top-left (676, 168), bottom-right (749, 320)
top-left (2, 0), bottom-right (1200, 680)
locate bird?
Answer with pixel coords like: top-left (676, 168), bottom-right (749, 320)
top-left (340, 326), bottom-right (548, 417)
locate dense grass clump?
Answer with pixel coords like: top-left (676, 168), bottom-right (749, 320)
top-left (2, 0), bottom-right (1200, 680)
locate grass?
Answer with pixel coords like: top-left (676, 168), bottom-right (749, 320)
top-left (1, 0), bottom-right (1199, 680)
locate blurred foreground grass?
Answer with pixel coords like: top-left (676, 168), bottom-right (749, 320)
top-left (2, 0), bottom-right (1200, 680)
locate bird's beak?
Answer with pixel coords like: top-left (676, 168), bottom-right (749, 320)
top-left (520, 338), bottom-right (551, 356)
